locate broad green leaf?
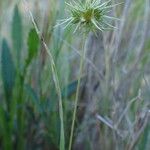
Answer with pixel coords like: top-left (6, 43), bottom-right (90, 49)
top-left (1, 39), bottom-right (16, 101)
top-left (26, 28), bottom-right (39, 66)
top-left (11, 5), bottom-right (23, 63)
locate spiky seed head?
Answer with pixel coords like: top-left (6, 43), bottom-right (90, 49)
top-left (56, 0), bottom-right (121, 33)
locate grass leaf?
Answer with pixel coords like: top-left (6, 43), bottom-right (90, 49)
top-left (1, 39), bottom-right (16, 103)
top-left (11, 5), bottom-right (23, 65)
top-left (26, 28), bottom-right (39, 66)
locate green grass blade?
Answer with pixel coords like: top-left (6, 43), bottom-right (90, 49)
top-left (11, 5), bottom-right (23, 67)
top-left (26, 28), bottom-right (40, 66)
top-left (1, 39), bottom-right (16, 110)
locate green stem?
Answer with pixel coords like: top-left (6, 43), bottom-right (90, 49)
top-left (16, 74), bottom-right (25, 150)
top-left (3, 113), bottom-right (13, 150)
top-left (68, 35), bottom-right (87, 150)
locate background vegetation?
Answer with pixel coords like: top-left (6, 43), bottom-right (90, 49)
top-left (0, 0), bottom-right (149, 150)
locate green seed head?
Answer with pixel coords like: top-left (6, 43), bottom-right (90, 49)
top-left (57, 0), bottom-right (121, 33)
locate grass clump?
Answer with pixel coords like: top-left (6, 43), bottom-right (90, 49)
top-left (0, 0), bottom-right (149, 150)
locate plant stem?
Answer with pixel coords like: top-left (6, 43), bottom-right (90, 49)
top-left (16, 74), bottom-right (25, 150)
top-left (68, 35), bottom-right (87, 150)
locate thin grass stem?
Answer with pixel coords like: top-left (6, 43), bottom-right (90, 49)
top-left (68, 34), bottom-right (87, 150)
